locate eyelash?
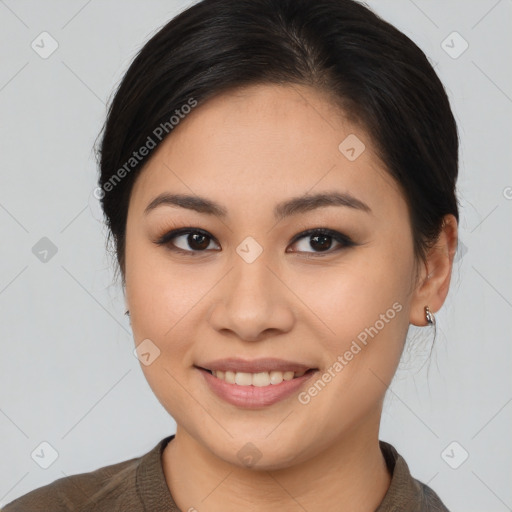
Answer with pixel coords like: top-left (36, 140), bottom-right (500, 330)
top-left (154, 227), bottom-right (357, 257)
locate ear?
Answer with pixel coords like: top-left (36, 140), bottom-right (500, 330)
top-left (409, 214), bottom-right (458, 326)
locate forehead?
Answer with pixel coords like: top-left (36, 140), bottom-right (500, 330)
top-left (131, 83), bottom-right (403, 217)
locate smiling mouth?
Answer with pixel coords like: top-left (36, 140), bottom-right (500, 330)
top-left (199, 368), bottom-right (317, 387)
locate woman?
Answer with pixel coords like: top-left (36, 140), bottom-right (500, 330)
top-left (3, 0), bottom-right (458, 510)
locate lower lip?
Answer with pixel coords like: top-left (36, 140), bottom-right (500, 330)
top-left (198, 368), bottom-right (316, 409)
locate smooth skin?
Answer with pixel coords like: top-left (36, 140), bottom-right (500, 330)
top-left (124, 84), bottom-right (458, 512)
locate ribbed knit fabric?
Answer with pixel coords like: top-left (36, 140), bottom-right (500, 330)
top-left (2, 436), bottom-right (449, 511)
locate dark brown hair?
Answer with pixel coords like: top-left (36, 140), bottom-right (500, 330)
top-left (96, 0), bottom-right (459, 285)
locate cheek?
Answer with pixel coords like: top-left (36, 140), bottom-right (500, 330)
top-left (125, 237), bottom-right (199, 338)
top-left (298, 240), bottom-right (414, 369)
top-left (124, 239), bottom-right (214, 396)
top-left (291, 261), bottom-right (411, 440)
top-left (124, 240), bottom-right (200, 417)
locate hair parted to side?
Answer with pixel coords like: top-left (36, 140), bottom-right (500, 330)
top-left (96, 0), bottom-right (459, 286)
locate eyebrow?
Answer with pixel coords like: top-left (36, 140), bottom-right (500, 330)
top-left (144, 191), bottom-right (372, 219)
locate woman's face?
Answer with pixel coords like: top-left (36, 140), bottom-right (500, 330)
top-left (124, 84), bottom-right (419, 469)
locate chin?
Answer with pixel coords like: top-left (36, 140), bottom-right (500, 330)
top-left (198, 429), bottom-right (309, 471)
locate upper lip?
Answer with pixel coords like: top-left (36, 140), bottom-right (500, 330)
top-left (197, 358), bottom-right (316, 373)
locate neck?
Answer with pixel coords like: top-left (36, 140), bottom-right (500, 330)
top-left (162, 421), bottom-right (391, 512)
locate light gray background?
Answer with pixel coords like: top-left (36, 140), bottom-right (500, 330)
top-left (1, 1), bottom-right (511, 510)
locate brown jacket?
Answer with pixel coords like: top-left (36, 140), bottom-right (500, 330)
top-left (2, 436), bottom-right (450, 511)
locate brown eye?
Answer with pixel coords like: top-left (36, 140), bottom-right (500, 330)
top-left (309, 234), bottom-right (333, 251)
top-left (155, 227), bottom-right (355, 256)
top-left (187, 232), bottom-right (210, 250)
top-left (288, 228), bottom-right (355, 255)
top-left (156, 228), bottom-right (220, 253)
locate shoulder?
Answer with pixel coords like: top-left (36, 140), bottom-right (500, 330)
top-left (378, 441), bottom-right (450, 512)
top-left (1, 440), bottom-right (163, 512)
top-left (415, 480), bottom-right (451, 512)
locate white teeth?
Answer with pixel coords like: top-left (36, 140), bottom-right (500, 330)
top-left (211, 369), bottom-right (308, 386)
top-left (252, 372), bottom-right (271, 387)
top-left (235, 372), bottom-right (253, 386)
top-left (269, 370), bottom-right (283, 385)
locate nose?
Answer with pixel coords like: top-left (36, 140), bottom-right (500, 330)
top-left (207, 253), bottom-right (295, 342)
